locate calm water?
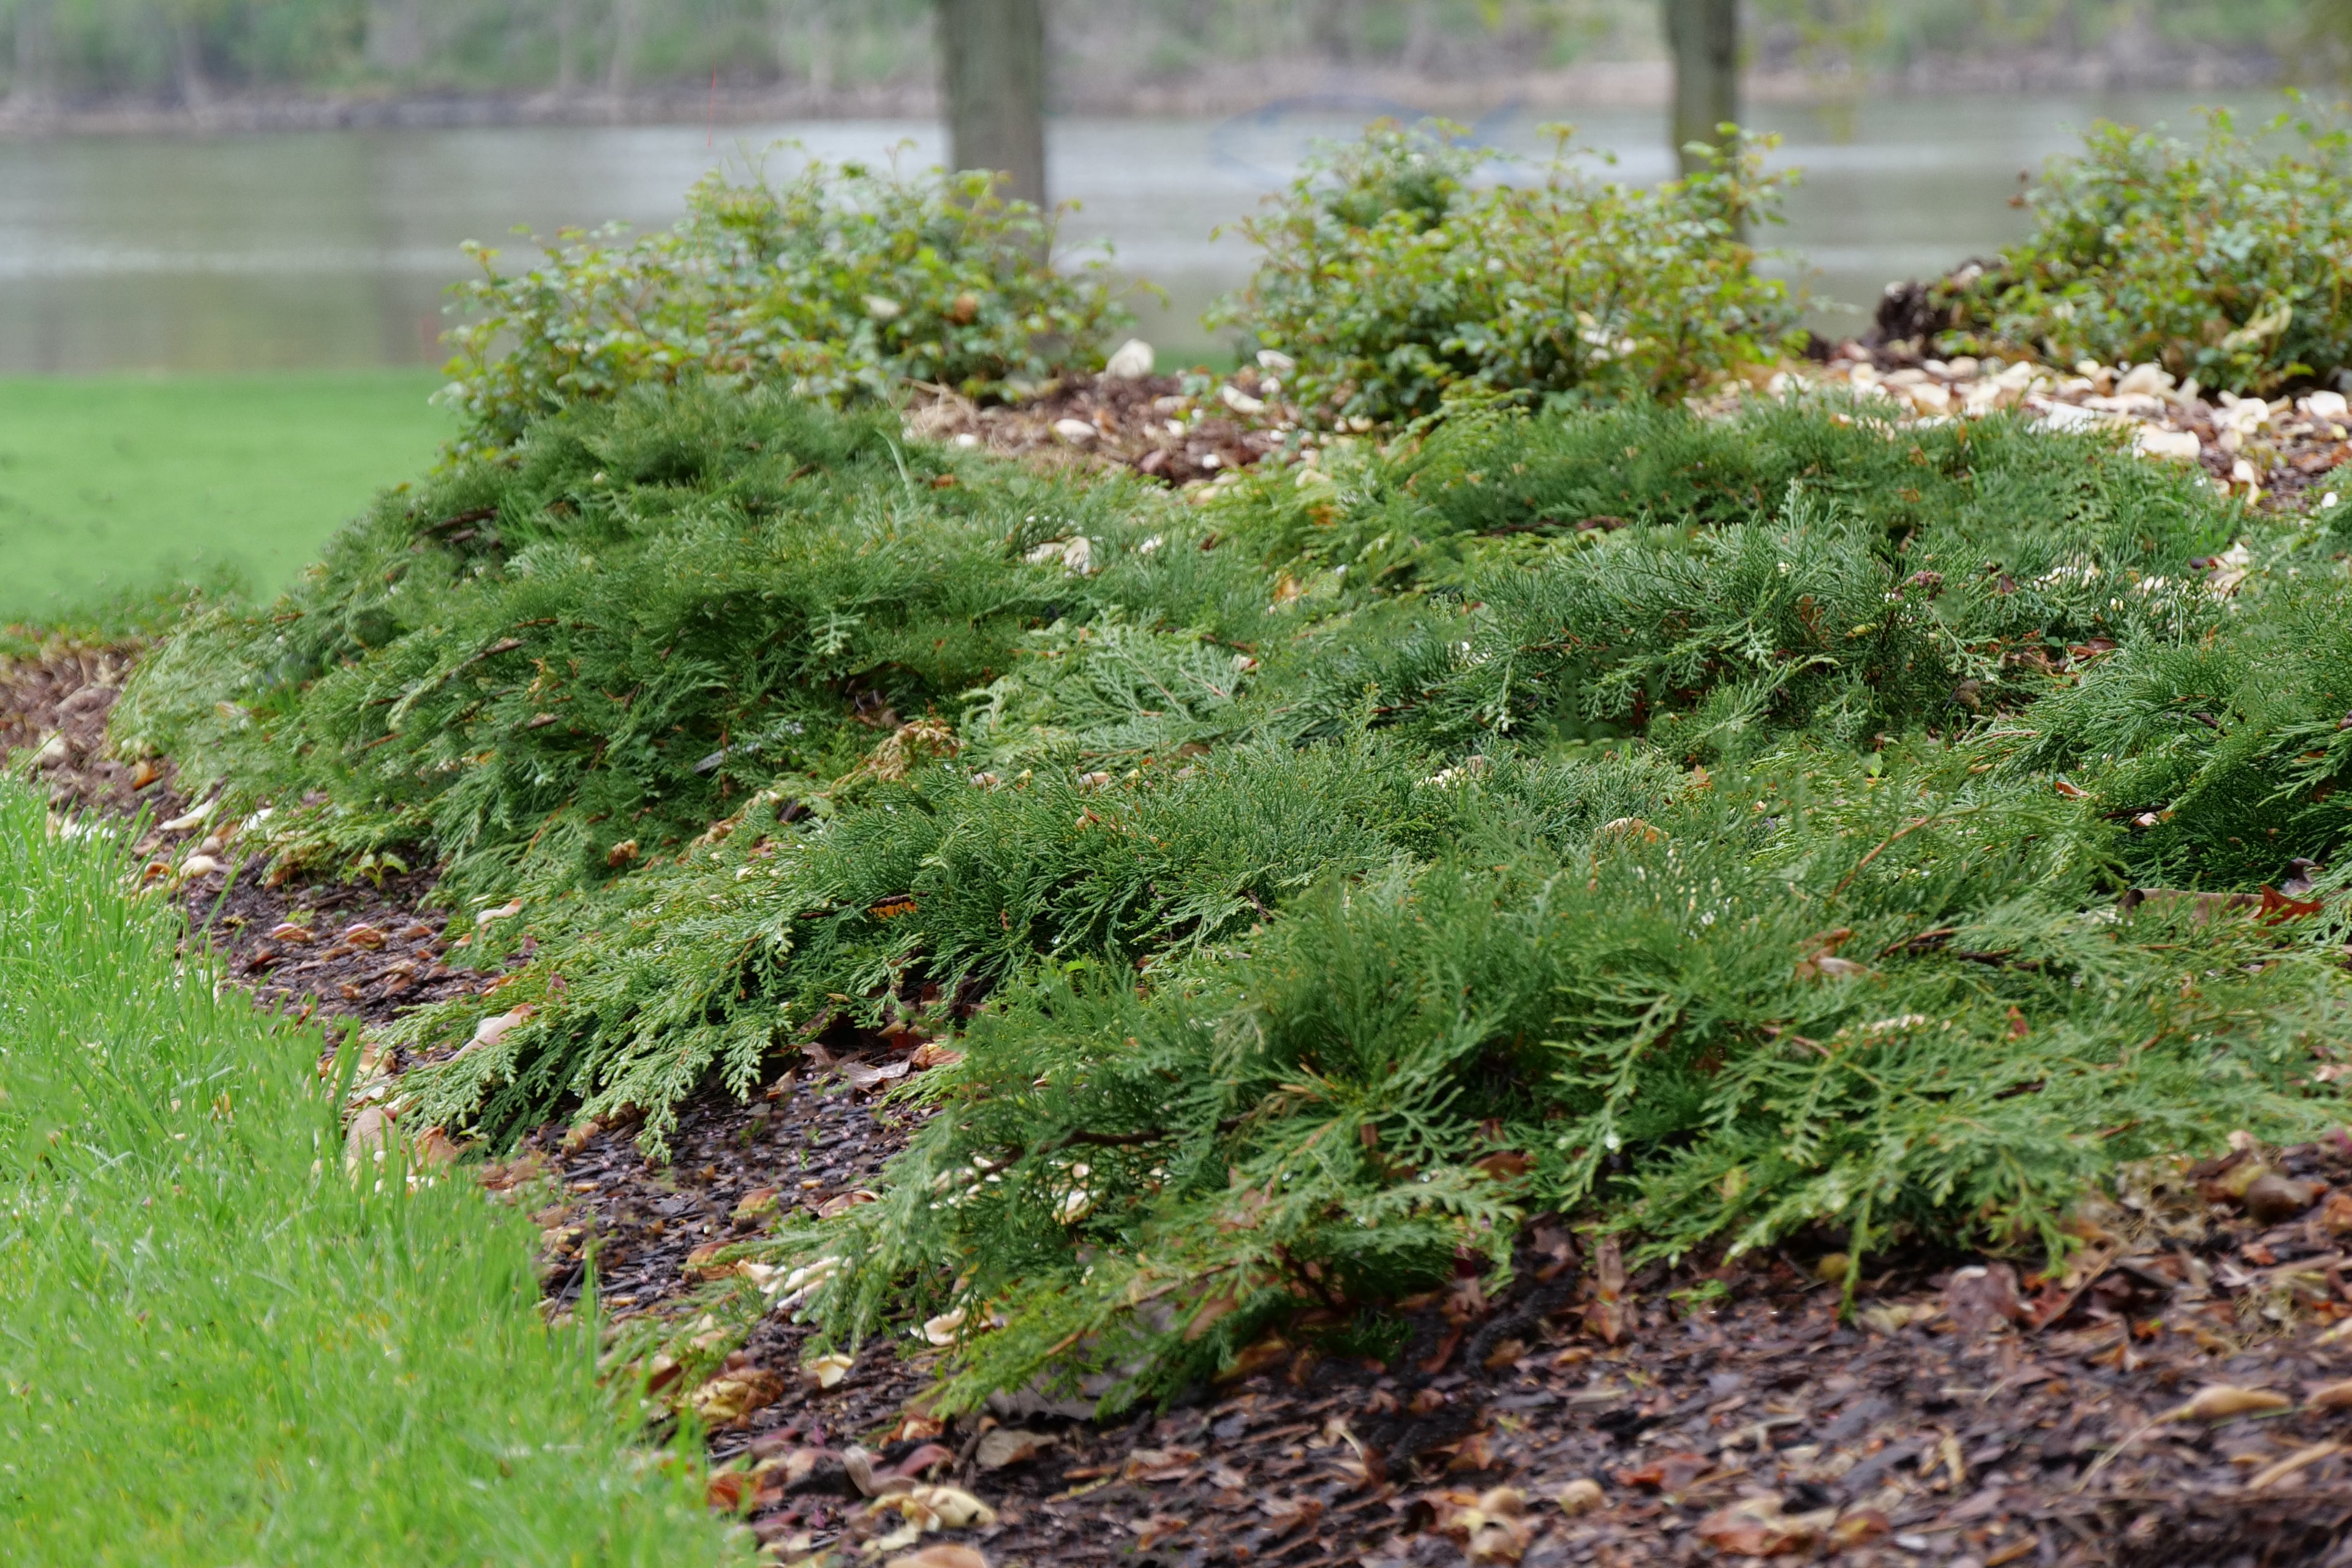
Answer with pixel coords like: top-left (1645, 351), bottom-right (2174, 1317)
top-left (0, 91), bottom-right (2287, 373)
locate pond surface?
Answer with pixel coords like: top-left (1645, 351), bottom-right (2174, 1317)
top-left (0, 90), bottom-right (2286, 373)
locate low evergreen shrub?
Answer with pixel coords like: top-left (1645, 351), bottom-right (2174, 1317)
top-left (115, 384), bottom-right (1276, 903)
top-left (1932, 110), bottom-right (2352, 395)
top-left (119, 383), bottom-right (2352, 1417)
top-left (817, 744), bottom-right (2340, 1412)
top-left (1207, 123), bottom-right (1802, 426)
top-left (437, 155), bottom-right (1131, 454)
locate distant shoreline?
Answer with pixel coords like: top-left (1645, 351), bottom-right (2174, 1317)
top-left (0, 52), bottom-right (2294, 140)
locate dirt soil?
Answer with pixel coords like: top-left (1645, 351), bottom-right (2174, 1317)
top-left (18, 617), bottom-right (2352, 1563)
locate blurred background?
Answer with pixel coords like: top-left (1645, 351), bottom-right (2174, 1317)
top-left (0, 0), bottom-right (2335, 612)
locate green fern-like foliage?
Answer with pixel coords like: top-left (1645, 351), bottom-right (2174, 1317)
top-left (120, 382), bottom-right (2352, 1418)
top-left (115, 385), bottom-right (1280, 903)
top-left (813, 744), bottom-right (2337, 1412)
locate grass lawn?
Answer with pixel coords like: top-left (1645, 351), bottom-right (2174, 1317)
top-left (0, 370), bottom-right (453, 625)
top-left (0, 784), bottom-right (744, 1565)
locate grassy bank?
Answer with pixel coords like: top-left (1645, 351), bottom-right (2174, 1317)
top-left (0, 784), bottom-right (741, 1565)
top-left (0, 370), bottom-right (452, 625)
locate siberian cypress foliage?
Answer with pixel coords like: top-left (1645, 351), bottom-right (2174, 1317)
top-left (121, 382), bottom-right (2352, 1413)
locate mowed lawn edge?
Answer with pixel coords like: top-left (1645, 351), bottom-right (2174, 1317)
top-left (0, 784), bottom-right (745, 1566)
top-left (0, 370), bottom-right (454, 625)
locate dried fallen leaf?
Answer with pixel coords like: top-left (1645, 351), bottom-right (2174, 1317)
top-left (2242, 1172), bottom-right (2319, 1224)
top-left (1124, 1445), bottom-right (1203, 1481)
top-left (690, 1367), bottom-right (783, 1425)
top-left (2308, 1378), bottom-right (2352, 1411)
top-left (412, 1125), bottom-right (466, 1166)
top-left (1830, 1508), bottom-right (1891, 1548)
top-left (884, 1548), bottom-right (989, 1568)
top-left (1556, 1477), bottom-right (1605, 1515)
top-left (876, 1442), bottom-right (959, 1485)
top-left (2249, 1441), bottom-right (2343, 1491)
top-left (681, 1242), bottom-right (733, 1281)
top-left (870, 1483), bottom-right (998, 1531)
top-left (2160, 1384), bottom-right (2291, 1423)
top-left (843, 1058), bottom-right (913, 1091)
top-left (1130, 1515), bottom-right (1189, 1550)
top-left (1469, 1518), bottom-right (1533, 1564)
top-left (458, 1006), bottom-right (533, 1057)
top-left (1694, 1496), bottom-right (1827, 1557)
top-left (1943, 1263), bottom-right (2023, 1340)
top-left (1218, 1335), bottom-right (1291, 1382)
top-left (704, 1469), bottom-right (751, 1512)
top-left (816, 1188), bottom-right (879, 1219)
top-left (343, 1104), bottom-right (393, 1166)
top-left (730, 1186), bottom-right (780, 1224)
top-left (1858, 1302), bottom-right (1917, 1335)
top-left (2320, 1191), bottom-right (2352, 1237)
top-left (802, 1351), bottom-right (856, 1390)
top-left (1585, 1234), bottom-right (1628, 1343)
top-left (976, 1428), bottom-right (1058, 1469)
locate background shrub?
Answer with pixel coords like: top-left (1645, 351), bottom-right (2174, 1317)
top-left (438, 154), bottom-right (1132, 454)
top-left (1208, 121), bottom-right (1802, 426)
top-left (1934, 110), bottom-right (2352, 395)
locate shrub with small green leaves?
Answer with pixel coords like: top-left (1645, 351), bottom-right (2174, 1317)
top-left (1934, 110), bottom-right (2352, 396)
top-left (1208, 121), bottom-right (1802, 426)
top-left (438, 154), bottom-right (1133, 454)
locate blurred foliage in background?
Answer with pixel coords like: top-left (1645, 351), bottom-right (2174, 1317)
top-left (0, 0), bottom-right (2328, 111)
top-left (441, 155), bottom-right (1128, 451)
top-left (1932, 110), bottom-right (2352, 395)
top-left (1211, 120), bottom-right (1798, 422)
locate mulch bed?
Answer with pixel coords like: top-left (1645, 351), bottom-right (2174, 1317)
top-left (16, 527), bottom-right (2352, 1566)
top-left (904, 366), bottom-right (1289, 488)
top-left (695, 1143), bottom-right (2352, 1568)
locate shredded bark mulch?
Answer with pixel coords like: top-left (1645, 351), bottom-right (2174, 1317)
top-left (17, 642), bottom-right (496, 1038)
top-left (3, 643), bottom-right (181, 818)
top-left (904, 366), bottom-right (1289, 488)
top-left (524, 1067), bottom-right (921, 1322)
top-left (668, 1137), bottom-right (2352, 1568)
top-left (15, 592), bottom-right (2352, 1563)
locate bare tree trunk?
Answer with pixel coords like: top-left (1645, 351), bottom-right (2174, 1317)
top-left (172, 7), bottom-right (211, 111)
top-left (1664, 0), bottom-right (1738, 176)
top-left (606, 0), bottom-right (641, 99)
top-left (366, 0), bottom-right (427, 74)
top-left (11, 0), bottom-right (53, 115)
top-left (935, 0), bottom-right (1047, 209)
top-left (554, 0), bottom-right (578, 93)
top-left (771, 0), bottom-right (838, 96)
